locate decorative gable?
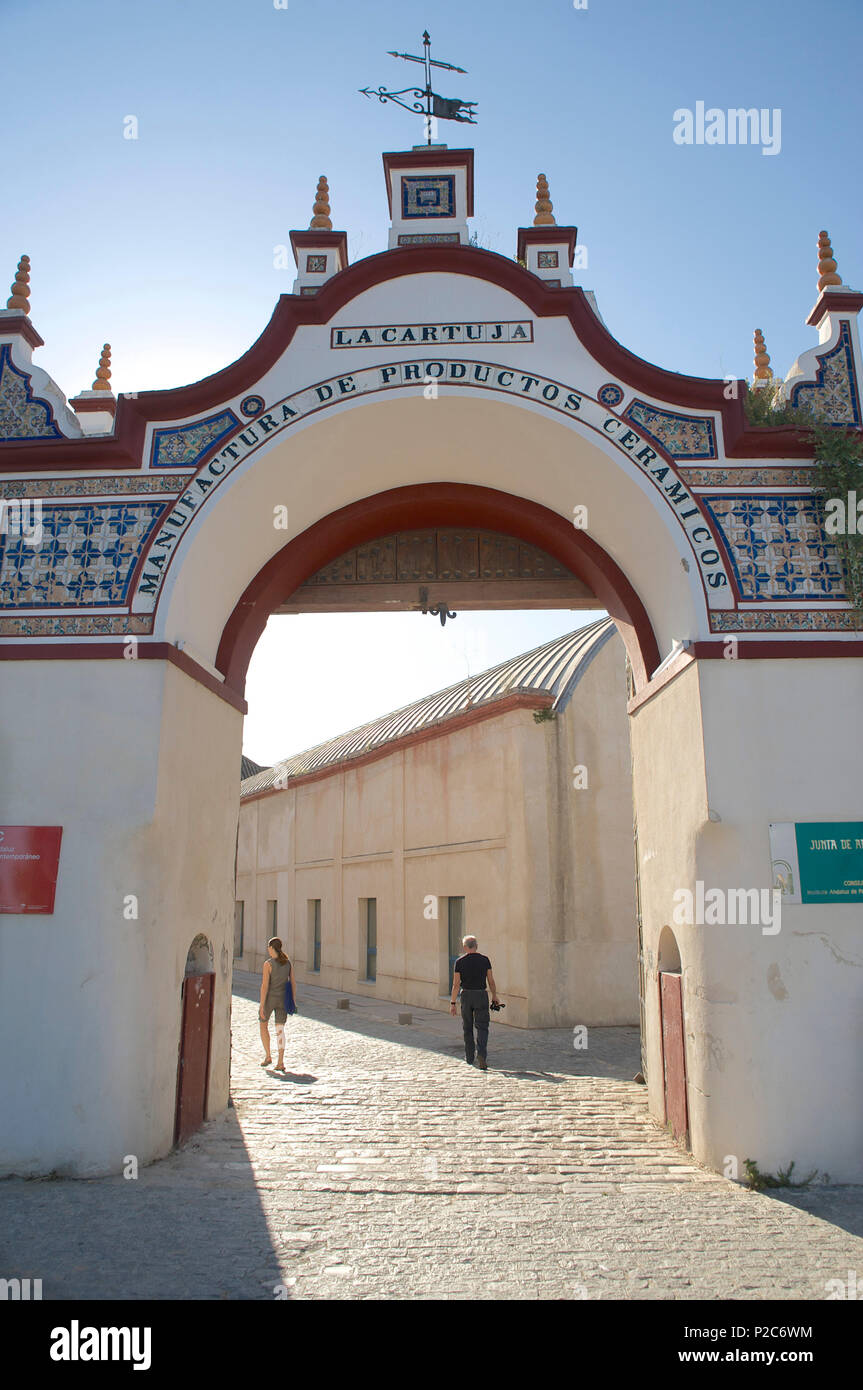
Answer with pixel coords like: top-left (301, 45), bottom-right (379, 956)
top-left (0, 344), bottom-right (62, 441)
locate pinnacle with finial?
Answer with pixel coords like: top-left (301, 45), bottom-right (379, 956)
top-left (752, 328), bottom-right (772, 382)
top-left (92, 343), bottom-right (113, 392)
top-left (7, 254), bottom-right (31, 314)
top-left (817, 230), bottom-right (842, 291)
top-left (310, 175), bottom-right (332, 230)
top-left (534, 174), bottom-right (556, 227)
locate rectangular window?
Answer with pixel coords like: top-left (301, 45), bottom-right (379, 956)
top-left (233, 901), bottom-right (244, 960)
top-left (364, 898), bottom-right (377, 982)
top-left (309, 899), bottom-right (321, 973)
top-left (447, 896), bottom-right (465, 994)
top-left (267, 899), bottom-right (277, 937)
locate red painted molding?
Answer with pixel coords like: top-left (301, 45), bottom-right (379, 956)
top-left (516, 225), bottom-right (578, 266)
top-left (0, 410), bottom-right (147, 471)
top-left (382, 148), bottom-right (475, 216)
top-left (690, 638), bottom-right (863, 659)
top-left (159, 642), bottom-right (247, 711)
top-left (215, 481), bottom-right (660, 698)
top-left (241, 691), bottom-right (553, 802)
top-left (724, 422), bottom-right (814, 459)
top-left (0, 315), bottom-right (44, 350)
top-left (806, 290), bottom-right (863, 328)
top-left (0, 641), bottom-right (248, 713)
top-left (0, 243), bottom-right (823, 471)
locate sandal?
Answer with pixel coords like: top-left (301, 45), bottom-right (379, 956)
top-left (260, 1057), bottom-right (272, 1067)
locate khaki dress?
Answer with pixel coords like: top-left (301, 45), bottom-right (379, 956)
top-left (263, 956), bottom-right (292, 1024)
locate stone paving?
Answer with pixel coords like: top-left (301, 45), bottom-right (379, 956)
top-left (1, 972), bottom-right (861, 1300)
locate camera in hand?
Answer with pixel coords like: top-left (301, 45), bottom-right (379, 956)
top-left (490, 1000), bottom-right (506, 1012)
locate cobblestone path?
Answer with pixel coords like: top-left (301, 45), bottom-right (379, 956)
top-left (1, 975), bottom-right (861, 1300)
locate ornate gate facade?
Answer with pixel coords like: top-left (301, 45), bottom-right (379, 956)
top-left (1, 147), bottom-right (861, 1179)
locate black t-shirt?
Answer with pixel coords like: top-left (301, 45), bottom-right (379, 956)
top-left (454, 952), bottom-right (492, 991)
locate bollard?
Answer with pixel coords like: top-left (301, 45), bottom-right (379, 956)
top-left (336, 998), bottom-right (350, 1010)
top-left (398, 1012), bottom-right (412, 1025)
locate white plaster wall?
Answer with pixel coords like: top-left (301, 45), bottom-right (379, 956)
top-left (629, 664), bottom-right (707, 1140)
top-left (694, 658), bottom-right (863, 1183)
top-left (147, 665), bottom-right (240, 1155)
top-left (537, 633), bottom-right (640, 1026)
top-left (0, 660), bottom-right (241, 1177)
top-left (632, 658), bottom-right (863, 1183)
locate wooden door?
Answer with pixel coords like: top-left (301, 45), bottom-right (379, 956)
top-left (174, 973), bottom-right (215, 1145)
top-left (660, 971), bottom-right (689, 1143)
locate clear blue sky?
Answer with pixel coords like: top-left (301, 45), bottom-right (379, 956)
top-left (4, 0), bottom-right (860, 761)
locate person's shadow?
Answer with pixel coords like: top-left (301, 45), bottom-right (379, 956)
top-left (265, 1070), bottom-right (317, 1084)
top-left (497, 1069), bottom-right (567, 1083)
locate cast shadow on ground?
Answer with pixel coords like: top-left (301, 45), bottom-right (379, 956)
top-left (265, 1070), bottom-right (318, 1084)
top-left (497, 1069), bottom-right (568, 1083)
top-left (0, 1104), bottom-right (288, 1301)
top-left (765, 1186), bottom-right (863, 1240)
top-left (232, 975), bottom-right (641, 1082)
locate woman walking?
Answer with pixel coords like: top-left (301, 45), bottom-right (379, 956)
top-left (259, 937), bottom-right (296, 1071)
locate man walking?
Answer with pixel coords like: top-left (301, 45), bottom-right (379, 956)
top-left (449, 935), bottom-right (501, 1070)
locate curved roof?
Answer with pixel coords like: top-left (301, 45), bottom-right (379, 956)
top-left (240, 616), bottom-right (616, 797)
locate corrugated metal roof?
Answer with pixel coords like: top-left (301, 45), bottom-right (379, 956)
top-left (241, 617), bottom-right (616, 797)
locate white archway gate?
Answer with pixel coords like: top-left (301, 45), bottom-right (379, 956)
top-left (1, 147), bottom-right (861, 1180)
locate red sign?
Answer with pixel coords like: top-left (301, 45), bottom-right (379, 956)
top-left (0, 826), bottom-right (64, 914)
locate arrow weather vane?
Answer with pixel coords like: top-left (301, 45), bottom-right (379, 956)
top-left (360, 30), bottom-right (478, 145)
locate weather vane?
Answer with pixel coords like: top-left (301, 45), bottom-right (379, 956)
top-left (360, 30), bottom-right (478, 146)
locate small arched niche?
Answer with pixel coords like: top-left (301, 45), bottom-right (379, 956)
top-left (658, 925), bottom-right (682, 974)
top-left (184, 934), bottom-right (214, 977)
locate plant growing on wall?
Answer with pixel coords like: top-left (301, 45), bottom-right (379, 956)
top-left (743, 383), bottom-right (863, 624)
top-left (809, 416), bottom-right (863, 624)
top-left (742, 378), bottom-right (800, 427)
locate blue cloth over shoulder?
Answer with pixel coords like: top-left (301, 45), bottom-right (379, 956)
top-left (284, 978), bottom-right (297, 1015)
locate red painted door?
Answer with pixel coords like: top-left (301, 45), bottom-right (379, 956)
top-left (660, 971), bottom-right (689, 1143)
top-left (174, 973), bottom-right (215, 1145)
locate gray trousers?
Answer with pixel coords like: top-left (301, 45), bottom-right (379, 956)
top-left (460, 988), bottom-right (490, 1061)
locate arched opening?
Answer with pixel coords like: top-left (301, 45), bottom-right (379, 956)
top-left (188, 443), bottom-right (678, 1092)
top-left (216, 483), bottom-right (660, 695)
